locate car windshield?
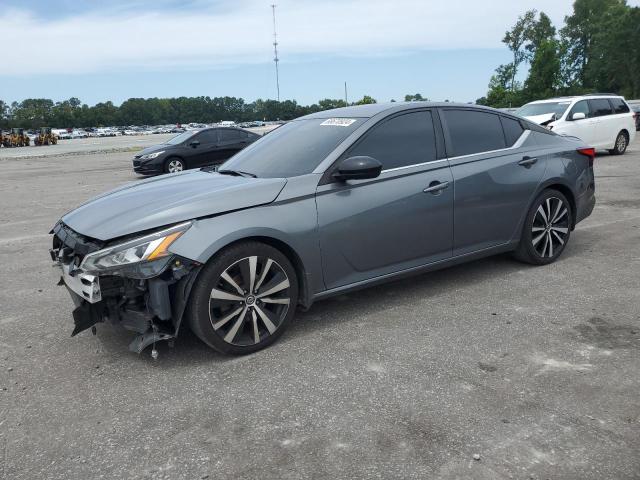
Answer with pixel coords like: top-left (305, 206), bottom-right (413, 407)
top-left (516, 101), bottom-right (572, 118)
top-left (218, 118), bottom-right (364, 178)
top-left (166, 130), bottom-right (197, 145)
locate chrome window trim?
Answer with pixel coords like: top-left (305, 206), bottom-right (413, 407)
top-left (446, 129), bottom-right (530, 162)
top-left (381, 158), bottom-right (448, 173)
top-left (380, 128), bottom-right (530, 172)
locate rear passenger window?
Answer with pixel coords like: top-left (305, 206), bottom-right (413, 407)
top-left (500, 116), bottom-right (524, 146)
top-left (219, 129), bottom-right (243, 142)
top-left (347, 111), bottom-right (437, 170)
top-left (443, 110), bottom-right (506, 156)
top-left (609, 98), bottom-right (630, 114)
top-left (589, 99), bottom-right (613, 117)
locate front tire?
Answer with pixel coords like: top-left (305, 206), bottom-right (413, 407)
top-left (164, 157), bottom-right (185, 173)
top-left (187, 241), bottom-right (298, 355)
top-left (514, 189), bottom-right (572, 265)
top-left (608, 131), bottom-right (628, 155)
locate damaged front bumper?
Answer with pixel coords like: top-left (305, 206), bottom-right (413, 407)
top-left (50, 222), bottom-right (201, 353)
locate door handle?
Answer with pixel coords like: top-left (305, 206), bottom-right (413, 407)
top-left (518, 156), bottom-right (538, 167)
top-left (423, 181), bottom-right (450, 194)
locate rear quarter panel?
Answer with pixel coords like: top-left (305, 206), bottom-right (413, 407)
top-left (526, 131), bottom-right (595, 227)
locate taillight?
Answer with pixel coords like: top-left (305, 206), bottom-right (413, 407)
top-left (577, 147), bottom-right (596, 167)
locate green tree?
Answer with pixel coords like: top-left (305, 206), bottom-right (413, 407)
top-left (523, 39), bottom-right (561, 101)
top-left (12, 99), bottom-right (54, 128)
top-left (560, 0), bottom-right (627, 88)
top-left (0, 100), bottom-right (8, 129)
top-left (317, 99), bottom-right (347, 110)
top-left (354, 95), bottom-right (377, 105)
top-left (502, 9), bottom-right (537, 91)
top-left (404, 93), bottom-right (428, 102)
top-left (525, 12), bottom-right (556, 60)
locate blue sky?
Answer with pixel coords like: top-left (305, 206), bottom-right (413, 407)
top-left (1, 0), bottom-right (634, 106)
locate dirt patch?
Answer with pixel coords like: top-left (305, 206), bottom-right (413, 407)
top-left (573, 317), bottom-right (639, 349)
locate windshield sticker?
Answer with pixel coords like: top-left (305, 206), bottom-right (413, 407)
top-left (320, 118), bottom-right (356, 127)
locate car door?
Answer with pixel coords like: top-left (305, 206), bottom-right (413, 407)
top-left (588, 99), bottom-right (615, 148)
top-left (565, 100), bottom-right (596, 143)
top-left (440, 109), bottom-right (546, 256)
top-left (315, 110), bottom-right (454, 290)
top-left (217, 129), bottom-right (249, 162)
top-left (187, 129), bottom-right (220, 167)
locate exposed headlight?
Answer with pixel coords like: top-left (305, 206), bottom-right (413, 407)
top-left (80, 221), bottom-right (192, 274)
top-left (139, 150), bottom-right (165, 160)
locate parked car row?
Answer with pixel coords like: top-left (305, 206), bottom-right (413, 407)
top-left (1, 121), bottom-right (266, 146)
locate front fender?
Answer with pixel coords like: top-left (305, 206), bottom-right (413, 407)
top-left (168, 190), bottom-right (324, 303)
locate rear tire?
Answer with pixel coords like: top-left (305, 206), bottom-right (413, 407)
top-left (187, 241), bottom-right (298, 355)
top-left (513, 189), bottom-right (572, 265)
top-left (608, 131), bottom-right (628, 155)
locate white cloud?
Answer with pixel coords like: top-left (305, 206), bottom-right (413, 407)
top-left (0, 0), bottom-right (578, 76)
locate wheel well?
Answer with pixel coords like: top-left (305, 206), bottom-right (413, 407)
top-left (222, 236), bottom-right (310, 308)
top-left (544, 184), bottom-right (576, 229)
top-left (619, 129), bottom-right (629, 140)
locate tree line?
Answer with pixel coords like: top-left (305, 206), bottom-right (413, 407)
top-left (0, 95), bottom-right (382, 130)
top-left (477, 0), bottom-right (640, 108)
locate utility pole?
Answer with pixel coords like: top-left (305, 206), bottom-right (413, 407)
top-left (271, 4), bottom-right (280, 102)
top-left (344, 81), bottom-right (348, 105)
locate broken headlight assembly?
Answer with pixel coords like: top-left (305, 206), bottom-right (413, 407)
top-left (80, 221), bottom-right (192, 278)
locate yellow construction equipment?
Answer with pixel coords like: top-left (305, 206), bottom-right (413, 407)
top-left (3, 128), bottom-right (30, 147)
top-left (34, 127), bottom-right (58, 146)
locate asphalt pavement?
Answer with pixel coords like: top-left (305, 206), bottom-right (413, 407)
top-left (0, 141), bottom-right (638, 479)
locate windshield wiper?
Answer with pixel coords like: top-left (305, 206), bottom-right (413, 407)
top-left (217, 169), bottom-right (257, 178)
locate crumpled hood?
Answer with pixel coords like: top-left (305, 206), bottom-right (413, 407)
top-left (524, 113), bottom-right (556, 125)
top-left (61, 170), bottom-right (287, 240)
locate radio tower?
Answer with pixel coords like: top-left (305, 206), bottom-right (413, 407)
top-left (271, 4), bottom-right (280, 102)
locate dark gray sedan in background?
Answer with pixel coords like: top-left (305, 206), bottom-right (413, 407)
top-left (133, 127), bottom-right (260, 175)
top-left (50, 103), bottom-right (596, 356)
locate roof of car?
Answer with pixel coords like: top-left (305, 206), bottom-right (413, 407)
top-left (527, 94), bottom-right (625, 104)
top-left (303, 101), bottom-right (507, 119)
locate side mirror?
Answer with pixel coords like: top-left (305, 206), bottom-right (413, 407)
top-left (571, 112), bottom-right (586, 121)
top-left (333, 156), bottom-right (382, 181)
top-left (189, 140), bottom-right (200, 148)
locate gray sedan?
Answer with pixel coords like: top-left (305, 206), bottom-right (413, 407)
top-left (50, 103), bottom-right (596, 355)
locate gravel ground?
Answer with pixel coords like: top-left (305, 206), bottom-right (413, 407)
top-left (0, 142), bottom-right (639, 479)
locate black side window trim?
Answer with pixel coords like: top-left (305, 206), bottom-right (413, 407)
top-left (439, 108), bottom-right (517, 158)
top-left (499, 115), bottom-right (525, 147)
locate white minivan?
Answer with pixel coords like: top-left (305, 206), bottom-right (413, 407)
top-left (516, 94), bottom-right (636, 155)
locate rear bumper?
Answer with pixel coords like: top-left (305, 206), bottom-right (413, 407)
top-left (575, 182), bottom-right (596, 226)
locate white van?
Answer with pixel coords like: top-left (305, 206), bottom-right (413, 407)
top-left (516, 94), bottom-right (636, 155)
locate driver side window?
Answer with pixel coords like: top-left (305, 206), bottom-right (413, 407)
top-left (197, 129), bottom-right (219, 145)
top-left (568, 100), bottom-right (590, 120)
